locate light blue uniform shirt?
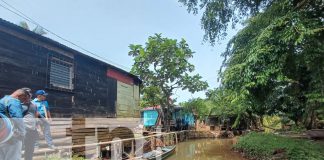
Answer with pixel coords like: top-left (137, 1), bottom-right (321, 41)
top-left (0, 95), bottom-right (26, 139)
top-left (32, 98), bottom-right (49, 117)
top-left (0, 95), bottom-right (23, 118)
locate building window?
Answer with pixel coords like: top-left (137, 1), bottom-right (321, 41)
top-left (49, 57), bottom-right (74, 90)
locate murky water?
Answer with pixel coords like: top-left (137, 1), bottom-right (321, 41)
top-left (166, 138), bottom-right (245, 160)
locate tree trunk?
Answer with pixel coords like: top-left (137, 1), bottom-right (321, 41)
top-left (161, 105), bottom-right (171, 132)
top-left (247, 112), bottom-right (258, 130)
top-left (160, 91), bottom-right (172, 132)
top-left (164, 107), bottom-right (170, 132)
top-left (305, 103), bottom-right (319, 129)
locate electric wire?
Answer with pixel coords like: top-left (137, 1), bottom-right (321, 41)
top-left (0, 0), bottom-right (130, 71)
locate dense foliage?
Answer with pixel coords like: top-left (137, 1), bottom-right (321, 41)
top-left (180, 98), bottom-right (213, 120)
top-left (179, 0), bottom-right (273, 44)
top-left (180, 0), bottom-right (324, 129)
top-left (234, 132), bottom-right (324, 160)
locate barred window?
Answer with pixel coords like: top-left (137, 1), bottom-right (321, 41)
top-left (49, 57), bottom-right (74, 90)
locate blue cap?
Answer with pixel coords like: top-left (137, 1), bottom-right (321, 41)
top-left (35, 90), bottom-right (48, 96)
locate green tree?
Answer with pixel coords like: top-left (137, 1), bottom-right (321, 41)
top-left (207, 87), bottom-right (254, 129)
top-left (181, 0), bottom-right (324, 128)
top-left (129, 34), bottom-right (208, 130)
top-left (139, 86), bottom-right (163, 108)
top-left (180, 98), bottom-right (213, 120)
top-left (179, 0), bottom-right (274, 44)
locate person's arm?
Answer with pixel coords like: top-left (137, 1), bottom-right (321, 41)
top-left (45, 101), bottom-right (52, 121)
top-left (35, 111), bottom-right (40, 118)
top-left (47, 111), bottom-right (52, 119)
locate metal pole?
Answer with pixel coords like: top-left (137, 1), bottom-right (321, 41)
top-left (69, 148), bottom-right (72, 158)
top-left (58, 149), bottom-right (62, 158)
top-left (131, 140), bottom-right (134, 156)
top-left (96, 144), bottom-right (101, 158)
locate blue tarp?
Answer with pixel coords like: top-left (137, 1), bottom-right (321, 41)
top-left (142, 108), bottom-right (195, 127)
top-left (173, 110), bottom-right (195, 127)
top-left (183, 113), bottom-right (195, 126)
top-left (143, 110), bottom-right (159, 127)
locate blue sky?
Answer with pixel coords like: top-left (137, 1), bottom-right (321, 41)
top-left (0, 0), bottom-right (239, 102)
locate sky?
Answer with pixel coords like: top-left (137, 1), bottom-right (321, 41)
top-left (0, 0), bottom-right (240, 103)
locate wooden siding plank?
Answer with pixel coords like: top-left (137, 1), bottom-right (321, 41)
top-left (0, 21), bottom-right (139, 118)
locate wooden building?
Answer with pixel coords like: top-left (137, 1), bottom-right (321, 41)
top-left (0, 18), bottom-right (141, 118)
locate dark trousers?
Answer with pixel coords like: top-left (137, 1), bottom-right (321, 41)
top-left (24, 129), bottom-right (39, 160)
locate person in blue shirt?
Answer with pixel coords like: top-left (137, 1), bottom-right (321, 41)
top-left (32, 90), bottom-right (55, 149)
top-left (0, 88), bottom-right (31, 160)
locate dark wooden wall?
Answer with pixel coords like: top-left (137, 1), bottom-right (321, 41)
top-left (0, 21), bottom-right (137, 118)
top-left (73, 54), bottom-right (117, 117)
top-left (0, 30), bottom-right (46, 96)
top-left (0, 30), bottom-right (74, 117)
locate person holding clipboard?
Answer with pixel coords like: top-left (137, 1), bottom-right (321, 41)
top-left (32, 90), bottom-right (55, 149)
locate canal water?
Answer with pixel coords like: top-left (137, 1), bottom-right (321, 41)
top-left (166, 138), bottom-right (245, 160)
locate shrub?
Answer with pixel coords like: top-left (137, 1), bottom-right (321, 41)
top-left (234, 132), bottom-right (324, 160)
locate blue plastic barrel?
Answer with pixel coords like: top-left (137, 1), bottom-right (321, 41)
top-left (0, 113), bottom-right (14, 144)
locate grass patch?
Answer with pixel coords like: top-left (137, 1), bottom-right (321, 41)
top-left (234, 132), bottom-right (324, 160)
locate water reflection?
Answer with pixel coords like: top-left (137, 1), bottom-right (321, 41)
top-left (167, 138), bottom-right (245, 160)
